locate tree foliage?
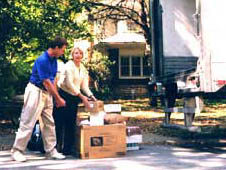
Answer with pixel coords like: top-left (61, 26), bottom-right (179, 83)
top-left (83, 0), bottom-right (151, 45)
top-left (0, 0), bottom-right (91, 101)
top-left (83, 50), bottom-right (115, 100)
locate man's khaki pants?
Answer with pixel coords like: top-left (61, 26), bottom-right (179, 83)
top-left (13, 83), bottom-right (56, 153)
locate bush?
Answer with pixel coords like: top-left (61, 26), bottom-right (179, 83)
top-left (84, 50), bottom-right (115, 100)
top-left (0, 57), bottom-right (31, 101)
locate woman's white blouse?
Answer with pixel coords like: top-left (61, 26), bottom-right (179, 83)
top-left (57, 60), bottom-right (93, 97)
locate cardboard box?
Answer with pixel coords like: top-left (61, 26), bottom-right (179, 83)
top-left (78, 124), bottom-right (126, 159)
top-left (104, 104), bottom-right (121, 113)
top-left (126, 126), bottom-right (142, 136)
top-left (126, 126), bottom-right (142, 151)
top-left (89, 111), bottom-right (105, 126)
top-left (85, 100), bottom-right (104, 113)
top-left (126, 135), bottom-right (142, 151)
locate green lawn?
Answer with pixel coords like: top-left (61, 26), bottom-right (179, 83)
top-left (117, 98), bottom-right (226, 140)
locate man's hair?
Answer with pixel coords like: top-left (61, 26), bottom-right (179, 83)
top-left (48, 36), bottom-right (68, 49)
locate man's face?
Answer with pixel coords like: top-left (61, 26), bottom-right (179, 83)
top-left (54, 45), bottom-right (67, 57)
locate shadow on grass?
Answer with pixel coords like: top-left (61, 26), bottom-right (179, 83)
top-left (128, 114), bottom-right (226, 153)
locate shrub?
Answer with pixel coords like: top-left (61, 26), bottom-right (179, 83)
top-left (84, 50), bottom-right (115, 100)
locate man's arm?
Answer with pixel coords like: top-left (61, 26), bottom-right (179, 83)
top-left (43, 79), bottom-right (65, 107)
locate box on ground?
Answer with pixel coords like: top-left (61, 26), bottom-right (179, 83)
top-left (77, 124), bottom-right (126, 159)
top-left (104, 104), bottom-right (121, 113)
top-left (126, 126), bottom-right (142, 151)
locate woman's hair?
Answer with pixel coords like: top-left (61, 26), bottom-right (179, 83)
top-left (71, 47), bottom-right (83, 57)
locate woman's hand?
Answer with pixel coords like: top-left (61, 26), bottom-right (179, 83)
top-left (89, 95), bottom-right (97, 101)
top-left (78, 93), bottom-right (92, 109)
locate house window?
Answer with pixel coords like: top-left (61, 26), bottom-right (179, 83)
top-left (117, 20), bottom-right (127, 33)
top-left (127, 20), bottom-right (138, 32)
top-left (117, 20), bottom-right (139, 33)
top-left (132, 57), bottom-right (141, 76)
top-left (120, 57), bottom-right (130, 76)
top-left (119, 56), bottom-right (149, 79)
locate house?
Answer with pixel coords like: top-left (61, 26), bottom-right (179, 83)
top-left (92, 12), bottom-right (150, 99)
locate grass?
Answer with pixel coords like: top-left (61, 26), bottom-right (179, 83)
top-left (79, 97), bottom-right (226, 129)
top-left (116, 98), bottom-right (226, 142)
top-left (2, 97), bottom-right (226, 141)
top-left (118, 97), bottom-right (226, 120)
top-left (1, 98), bottom-right (226, 151)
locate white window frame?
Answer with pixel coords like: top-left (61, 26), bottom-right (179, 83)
top-left (118, 55), bottom-right (148, 79)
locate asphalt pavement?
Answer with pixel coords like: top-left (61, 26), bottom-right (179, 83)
top-left (0, 144), bottom-right (226, 170)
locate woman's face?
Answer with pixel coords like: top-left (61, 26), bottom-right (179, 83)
top-left (72, 48), bottom-right (83, 63)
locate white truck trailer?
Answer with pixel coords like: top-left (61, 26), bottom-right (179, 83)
top-left (149, 0), bottom-right (226, 128)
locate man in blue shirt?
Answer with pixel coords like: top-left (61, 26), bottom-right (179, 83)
top-left (11, 37), bottom-right (68, 162)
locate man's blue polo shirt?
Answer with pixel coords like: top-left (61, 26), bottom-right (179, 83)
top-left (30, 51), bottom-right (58, 86)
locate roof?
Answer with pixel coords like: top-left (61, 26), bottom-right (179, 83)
top-left (101, 32), bottom-right (146, 44)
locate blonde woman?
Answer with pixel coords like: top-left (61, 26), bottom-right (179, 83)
top-left (53, 47), bottom-right (96, 157)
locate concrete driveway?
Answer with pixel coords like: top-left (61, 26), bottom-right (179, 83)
top-left (0, 144), bottom-right (226, 170)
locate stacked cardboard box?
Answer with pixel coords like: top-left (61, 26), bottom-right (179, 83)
top-left (126, 126), bottom-right (142, 151)
top-left (77, 124), bottom-right (126, 159)
top-left (77, 101), bottom-right (142, 159)
top-left (86, 100), bottom-right (105, 126)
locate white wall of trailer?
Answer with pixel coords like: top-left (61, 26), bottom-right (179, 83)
top-left (161, 0), bottom-right (199, 57)
top-left (200, 0), bottom-right (226, 92)
top-left (160, 0), bottom-right (226, 93)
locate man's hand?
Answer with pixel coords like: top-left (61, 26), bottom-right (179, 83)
top-left (55, 97), bottom-right (66, 108)
top-left (43, 79), bottom-right (66, 107)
